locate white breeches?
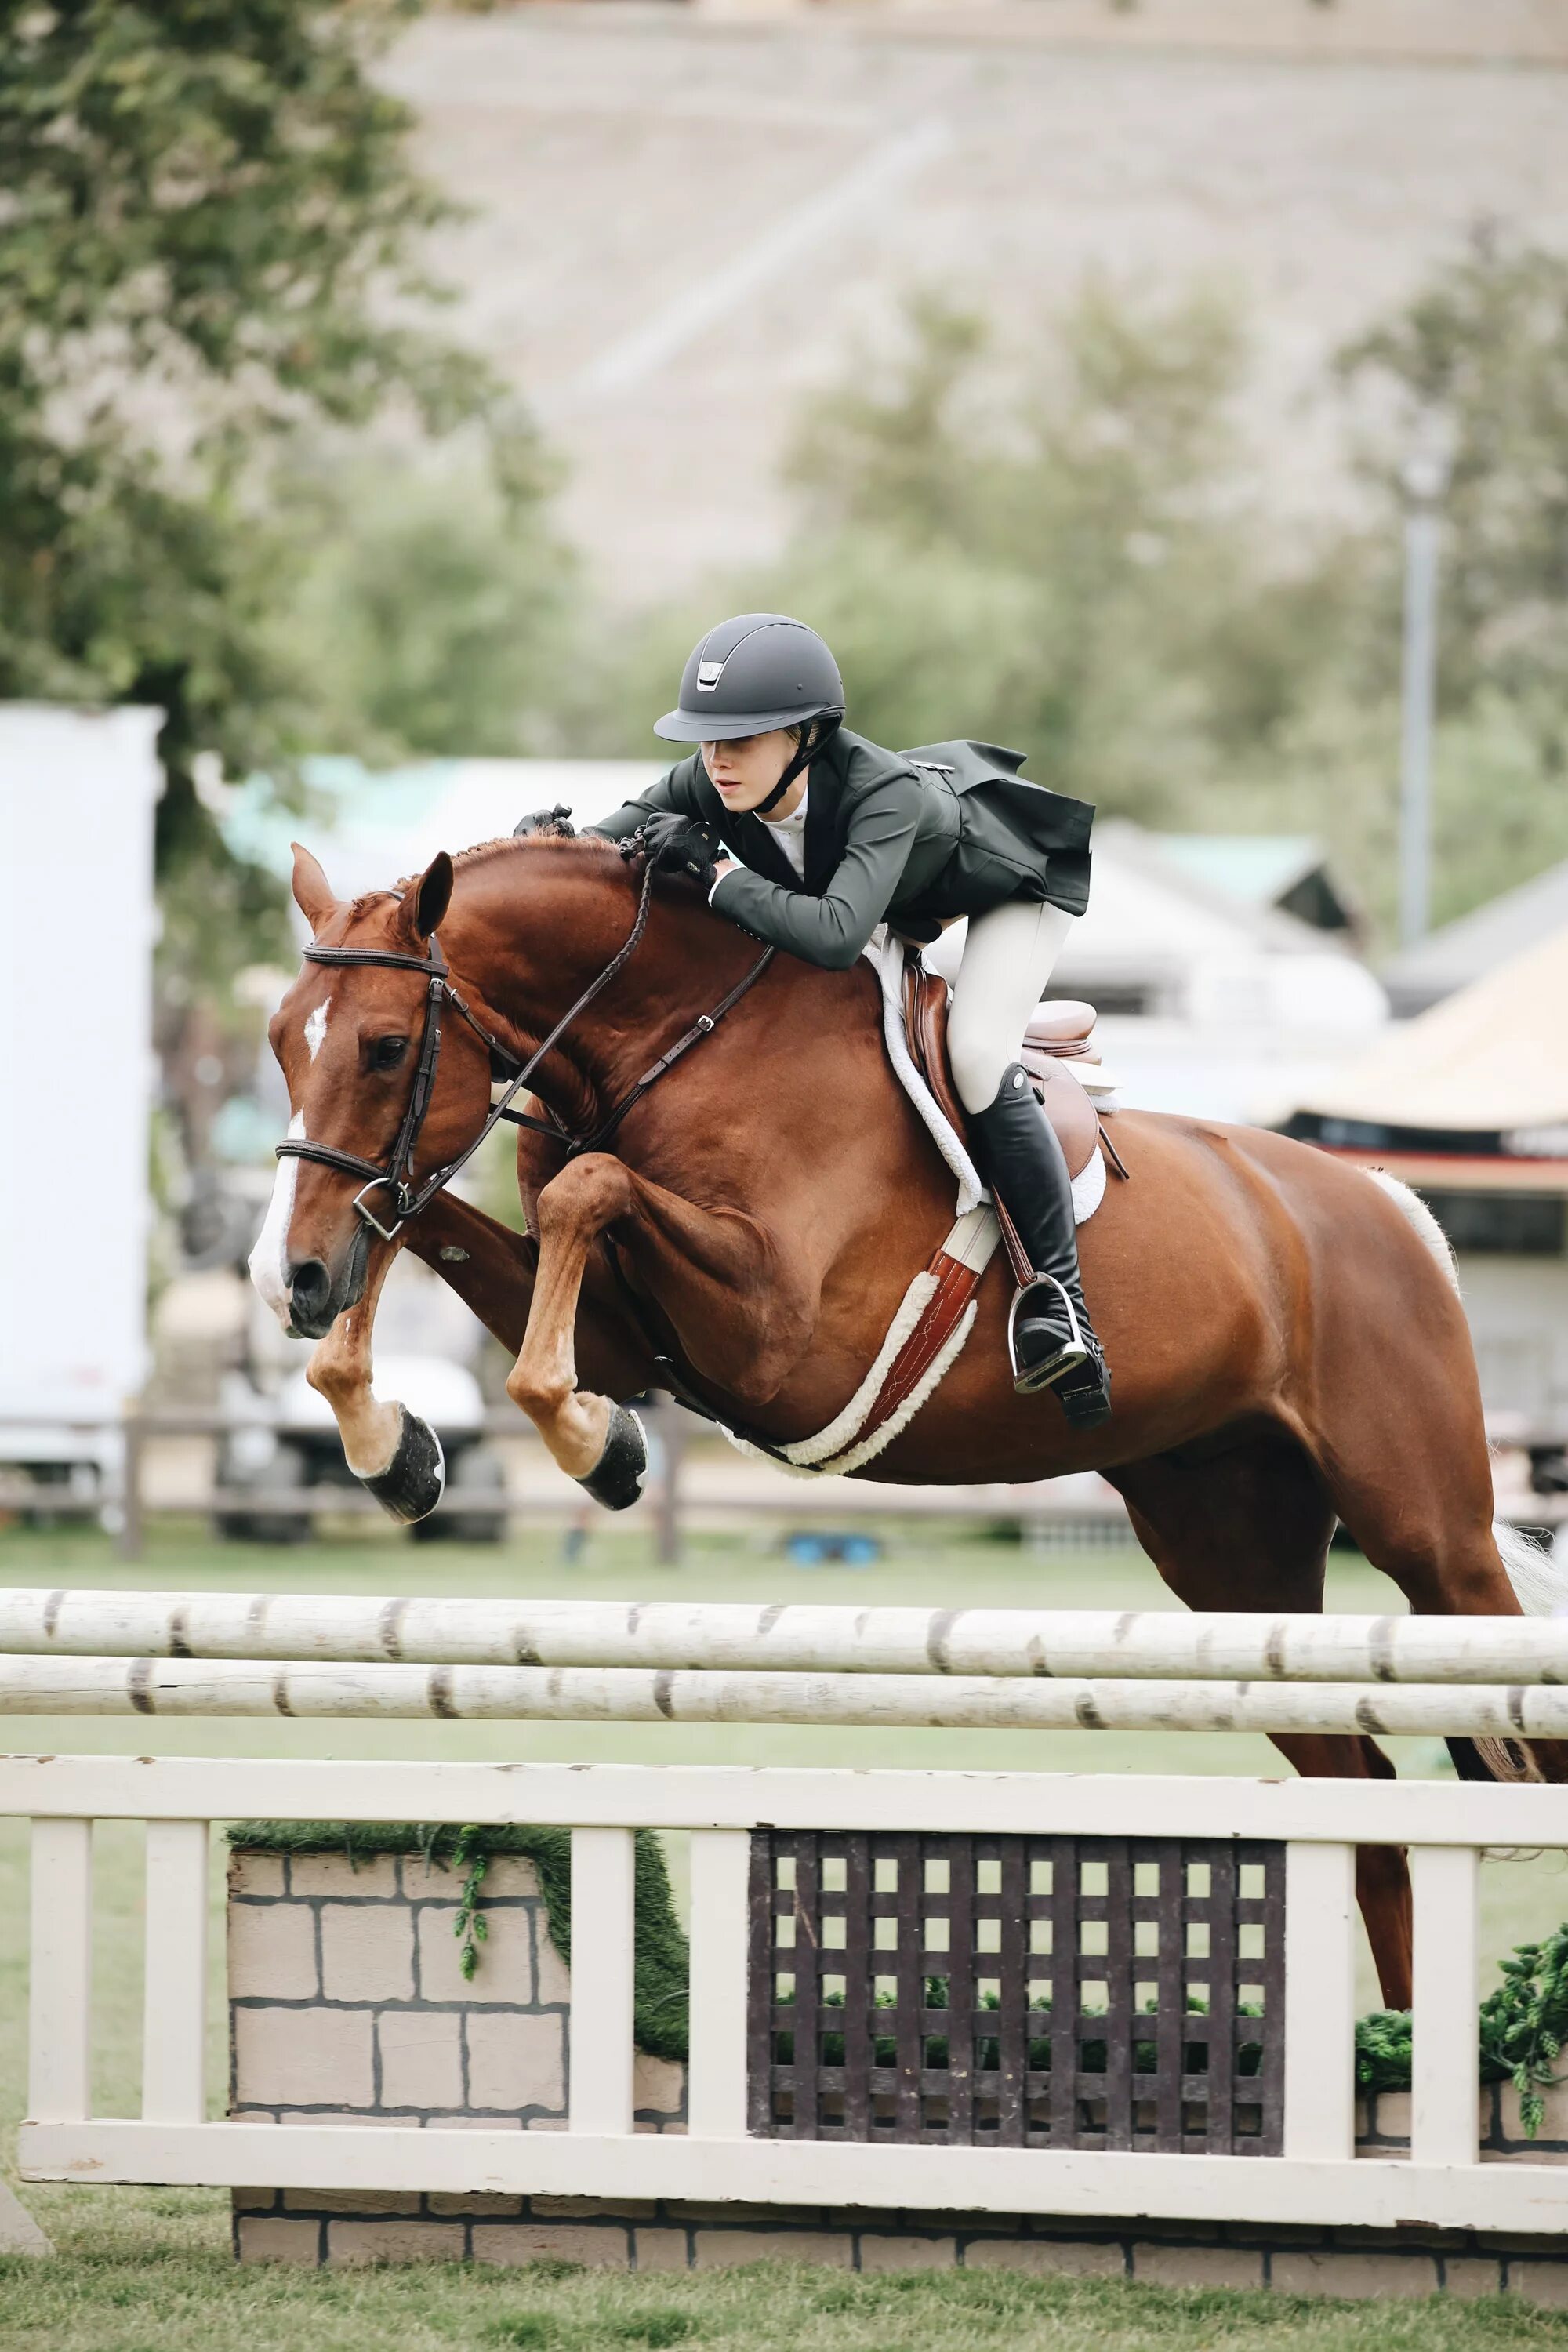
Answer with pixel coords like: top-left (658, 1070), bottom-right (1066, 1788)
top-left (944, 900), bottom-right (1076, 1116)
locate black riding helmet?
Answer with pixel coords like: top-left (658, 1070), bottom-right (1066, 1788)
top-left (655, 614), bottom-right (846, 814)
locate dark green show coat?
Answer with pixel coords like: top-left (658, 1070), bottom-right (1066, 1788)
top-left (591, 729), bottom-right (1094, 971)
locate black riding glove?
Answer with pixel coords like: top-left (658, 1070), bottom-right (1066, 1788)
top-left (513, 804), bottom-right (575, 839)
top-left (626, 810), bottom-right (722, 892)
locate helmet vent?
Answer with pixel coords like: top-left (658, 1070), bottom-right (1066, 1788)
top-left (696, 660), bottom-right (724, 691)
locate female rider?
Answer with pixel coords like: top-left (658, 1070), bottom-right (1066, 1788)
top-left (589, 612), bottom-right (1110, 1427)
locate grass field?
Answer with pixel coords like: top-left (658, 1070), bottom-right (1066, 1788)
top-left (5, 1516), bottom-right (1568, 2347)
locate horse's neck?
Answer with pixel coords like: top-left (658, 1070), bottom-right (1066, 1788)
top-left (446, 860), bottom-right (752, 1120)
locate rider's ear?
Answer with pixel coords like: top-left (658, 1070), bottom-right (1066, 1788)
top-left (291, 843), bottom-right (337, 936)
top-left (405, 852), bottom-right (453, 941)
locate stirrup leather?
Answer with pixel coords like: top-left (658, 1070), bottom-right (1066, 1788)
top-left (1007, 1272), bottom-right (1091, 1396)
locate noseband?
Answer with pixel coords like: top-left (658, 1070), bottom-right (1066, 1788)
top-left (276, 862), bottom-right (772, 1243)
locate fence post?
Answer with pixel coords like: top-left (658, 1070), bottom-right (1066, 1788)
top-left (29, 1818), bottom-right (93, 2124)
top-left (688, 1829), bottom-right (751, 2137)
top-left (569, 1825), bottom-right (636, 2136)
top-left (1281, 1840), bottom-right (1356, 2161)
top-left (1410, 1844), bottom-right (1479, 2164)
top-left (650, 1397), bottom-right (684, 1568)
top-left (143, 1821), bottom-right (210, 2125)
top-left (117, 1416), bottom-right (145, 1563)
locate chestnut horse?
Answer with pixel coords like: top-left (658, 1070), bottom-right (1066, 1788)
top-left (252, 830), bottom-right (1565, 2007)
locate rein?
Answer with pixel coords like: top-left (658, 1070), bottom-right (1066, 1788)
top-left (277, 861), bottom-right (773, 1243)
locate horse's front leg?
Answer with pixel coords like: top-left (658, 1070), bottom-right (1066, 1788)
top-left (507, 1152), bottom-right (811, 1510)
top-left (506, 1156), bottom-right (649, 1507)
top-left (303, 1232), bottom-right (447, 1524)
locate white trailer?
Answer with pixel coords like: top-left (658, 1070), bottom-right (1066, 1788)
top-left (0, 704), bottom-right (162, 1495)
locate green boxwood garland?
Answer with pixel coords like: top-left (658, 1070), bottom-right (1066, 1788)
top-left (226, 1820), bottom-right (689, 2063)
top-left (1358, 1922), bottom-right (1568, 2137)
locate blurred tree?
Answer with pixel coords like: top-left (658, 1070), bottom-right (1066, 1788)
top-left (1341, 229), bottom-right (1568, 724)
top-left (0, 0), bottom-right (546, 1025)
top-left (590, 283), bottom-right (1357, 829)
top-left (1338, 230), bottom-right (1568, 924)
top-left (274, 450), bottom-right (574, 765)
top-left (593, 251), bottom-right (1568, 941)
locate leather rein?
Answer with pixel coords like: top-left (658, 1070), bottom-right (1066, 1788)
top-left (276, 860), bottom-right (775, 1243)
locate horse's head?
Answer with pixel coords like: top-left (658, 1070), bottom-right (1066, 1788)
top-left (250, 844), bottom-right (494, 1338)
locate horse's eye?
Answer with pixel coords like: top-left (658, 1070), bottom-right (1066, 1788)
top-left (368, 1035), bottom-right (409, 1073)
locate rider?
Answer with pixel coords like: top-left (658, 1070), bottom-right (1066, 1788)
top-left (588, 612), bottom-right (1111, 1426)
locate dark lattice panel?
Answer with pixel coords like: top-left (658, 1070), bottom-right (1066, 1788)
top-left (747, 1831), bottom-right (1284, 2154)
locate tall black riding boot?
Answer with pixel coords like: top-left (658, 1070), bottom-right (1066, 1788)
top-left (969, 1063), bottom-right (1112, 1425)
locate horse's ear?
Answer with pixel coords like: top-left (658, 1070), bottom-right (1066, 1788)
top-left (291, 844), bottom-right (337, 936)
top-left (404, 851), bottom-right (453, 941)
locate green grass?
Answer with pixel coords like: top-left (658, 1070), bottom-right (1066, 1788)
top-left (5, 1518), bottom-right (1568, 2343)
top-left (6, 2249), bottom-right (1568, 2352)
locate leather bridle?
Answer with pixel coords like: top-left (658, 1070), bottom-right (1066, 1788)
top-left (276, 861), bottom-right (773, 1243)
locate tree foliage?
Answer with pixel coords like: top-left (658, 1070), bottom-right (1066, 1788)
top-left (593, 245), bottom-right (1568, 939)
top-left (1341, 227), bottom-right (1568, 742)
top-left (0, 0), bottom-right (535, 1000)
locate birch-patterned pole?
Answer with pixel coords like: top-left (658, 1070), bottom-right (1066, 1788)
top-left (5, 1590), bottom-right (1568, 1685)
top-left (3, 1654), bottom-right (1568, 1737)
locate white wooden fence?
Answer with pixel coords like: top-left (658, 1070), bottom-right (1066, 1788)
top-left (10, 1753), bottom-right (1568, 2230)
top-left (6, 1592), bottom-right (1568, 2235)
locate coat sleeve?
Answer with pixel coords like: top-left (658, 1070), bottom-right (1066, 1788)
top-left (710, 770), bottom-right (924, 970)
top-left (587, 760), bottom-right (704, 841)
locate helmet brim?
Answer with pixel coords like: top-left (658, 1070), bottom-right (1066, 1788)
top-left (654, 700), bottom-right (844, 744)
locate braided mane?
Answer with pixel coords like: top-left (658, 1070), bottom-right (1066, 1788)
top-left (356, 828), bottom-right (622, 916)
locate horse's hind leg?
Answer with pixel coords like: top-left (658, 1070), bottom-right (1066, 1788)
top-left (1294, 1201), bottom-right (1568, 1787)
top-left (1109, 1430), bottom-right (1415, 2008)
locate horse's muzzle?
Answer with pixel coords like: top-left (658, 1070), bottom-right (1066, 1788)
top-left (285, 1229), bottom-right (370, 1339)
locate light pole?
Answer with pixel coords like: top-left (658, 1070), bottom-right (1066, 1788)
top-left (1398, 447), bottom-right (1450, 946)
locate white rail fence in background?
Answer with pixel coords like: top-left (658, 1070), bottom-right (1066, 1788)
top-left (6, 1594), bottom-right (1568, 2234)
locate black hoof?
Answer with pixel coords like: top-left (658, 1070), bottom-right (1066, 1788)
top-left (576, 1403), bottom-right (648, 1512)
top-left (361, 1404), bottom-right (446, 1524)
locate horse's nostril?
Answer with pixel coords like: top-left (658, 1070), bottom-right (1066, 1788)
top-left (289, 1258), bottom-right (332, 1316)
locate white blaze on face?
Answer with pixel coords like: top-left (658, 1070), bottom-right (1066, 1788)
top-left (304, 997), bottom-right (331, 1062)
top-left (249, 1112), bottom-right (304, 1325)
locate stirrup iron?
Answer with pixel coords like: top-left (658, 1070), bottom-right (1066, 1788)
top-left (1007, 1272), bottom-right (1091, 1397)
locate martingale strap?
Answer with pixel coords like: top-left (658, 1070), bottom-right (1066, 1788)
top-left (277, 862), bottom-right (774, 1242)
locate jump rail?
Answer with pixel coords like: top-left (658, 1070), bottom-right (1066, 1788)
top-left (6, 1589), bottom-right (1568, 1684)
top-left (4, 1653), bottom-right (1568, 1737)
top-left (9, 1593), bottom-right (1568, 2249)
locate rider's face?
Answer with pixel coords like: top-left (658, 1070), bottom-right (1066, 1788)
top-left (701, 729), bottom-right (798, 812)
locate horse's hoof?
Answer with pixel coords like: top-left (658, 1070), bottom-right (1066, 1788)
top-left (361, 1404), bottom-right (446, 1525)
top-left (576, 1404), bottom-right (648, 1512)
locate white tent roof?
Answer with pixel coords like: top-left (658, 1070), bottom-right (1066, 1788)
top-left (1381, 858), bottom-right (1568, 1014)
top-left (1293, 922), bottom-right (1568, 1136)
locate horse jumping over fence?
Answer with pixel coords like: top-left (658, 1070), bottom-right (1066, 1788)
top-left (252, 832), bottom-right (1568, 2007)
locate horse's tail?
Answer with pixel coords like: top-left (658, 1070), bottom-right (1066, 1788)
top-left (1366, 1165), bottom-right (1568, 1616)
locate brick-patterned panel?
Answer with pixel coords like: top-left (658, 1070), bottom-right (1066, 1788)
top-left (748, 1831), bottom-right (1283, 2154)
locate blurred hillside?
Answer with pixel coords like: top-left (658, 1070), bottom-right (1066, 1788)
top-left (386, 2), bottom-right (1568, 595)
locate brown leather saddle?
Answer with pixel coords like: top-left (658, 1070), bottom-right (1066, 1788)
top-left (901, 962), bottom-right (1105, 1181)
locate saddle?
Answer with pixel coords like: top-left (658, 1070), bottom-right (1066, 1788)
top-left (900, 962), bottom-right (1105, 1184)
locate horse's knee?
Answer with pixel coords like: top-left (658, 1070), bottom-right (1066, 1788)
top-left (535, 1153), bottom-right (634, 1242)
